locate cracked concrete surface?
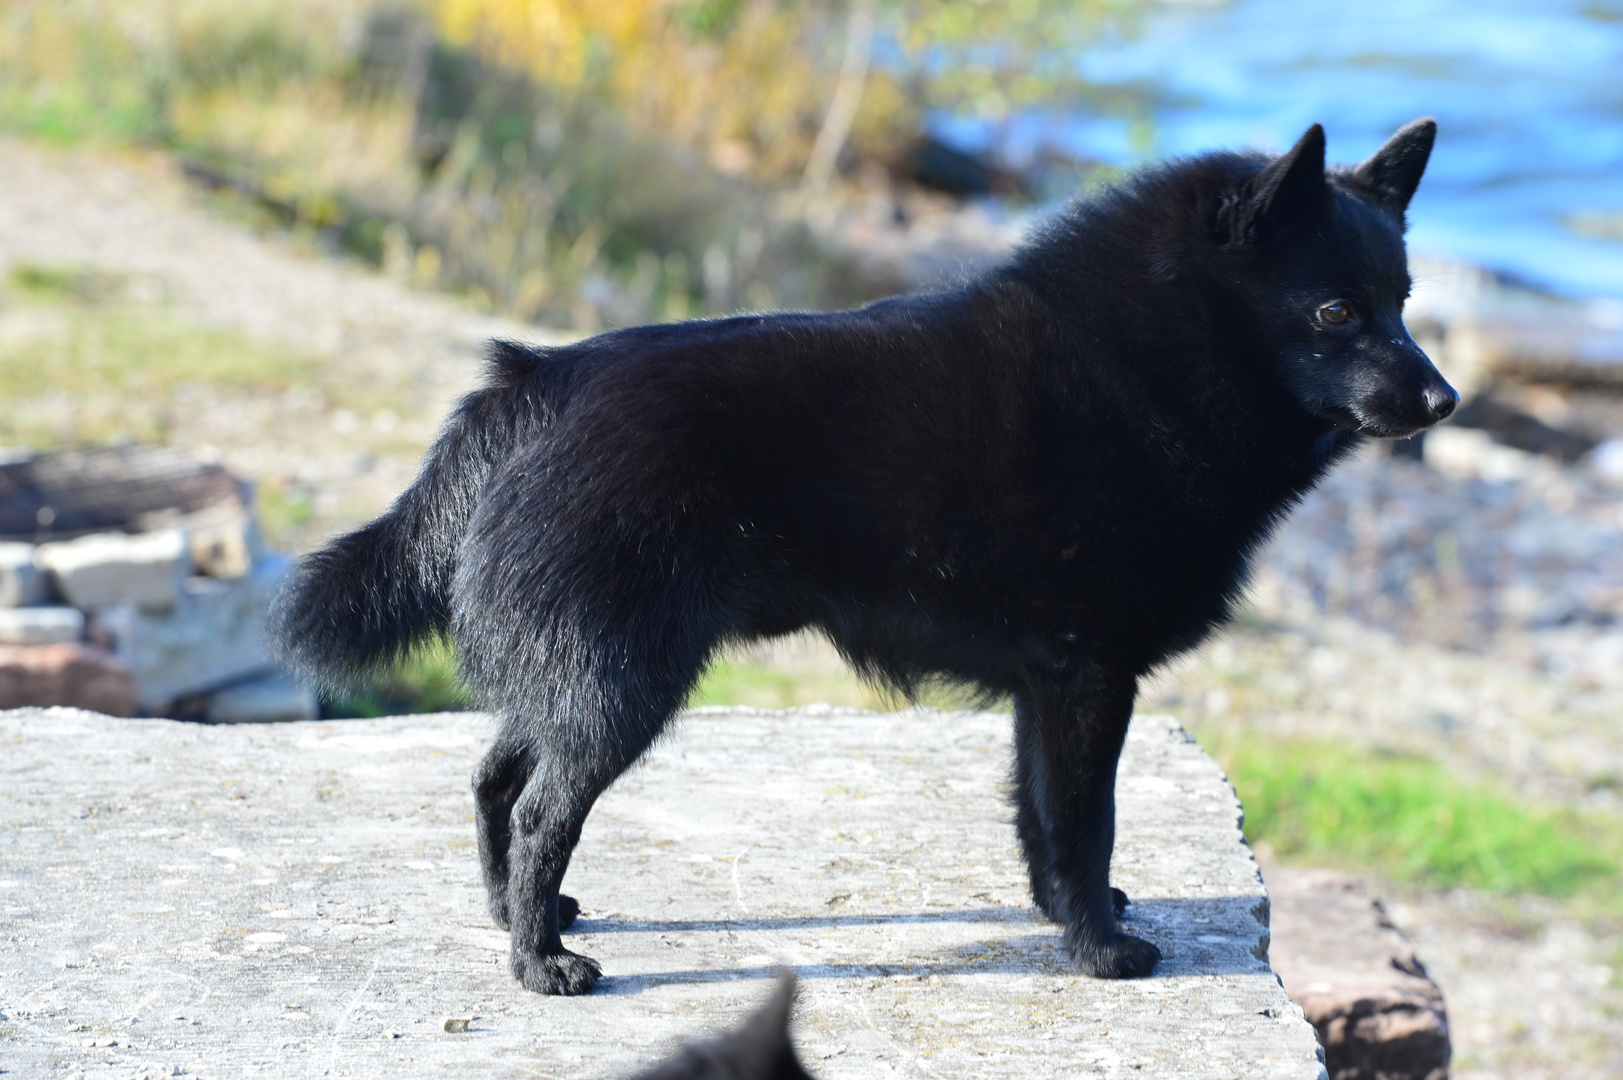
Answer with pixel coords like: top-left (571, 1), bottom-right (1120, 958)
top-left (0, 707), bottom-right (1323, 1078)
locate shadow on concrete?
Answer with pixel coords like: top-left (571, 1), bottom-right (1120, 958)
top-left (594, 951), bottom-right (1066, 995)
top-left (572, 906), bottom-right (1043, 935)
top-left (579, 895), bottom-right (1270, 994)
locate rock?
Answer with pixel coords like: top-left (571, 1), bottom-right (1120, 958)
top-left (0, 606), bottom-right (85, 645)
top-left (98, 555), bottom-right (290, 710)
top-left (1592, 438), bottom-right (1623, 483)
top-left (177, 504), bottom-right (265, 580)
top-left (0, 542), bottom-right (49, 607)
top-left (0, 644), bottom-right (137, 716)
top-left (0, 708), bottom-right (1327, 1079)
top-left (34, 529), bottom-right (190, 613)
top-left (1266, 867), bottom-right (1450, 1080)
top-left (205, 672), bottom-right (319, 724)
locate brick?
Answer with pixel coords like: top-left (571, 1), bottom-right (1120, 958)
top-left (0, 643), bottom-right (138, 716)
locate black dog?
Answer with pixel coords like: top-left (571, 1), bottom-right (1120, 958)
top-left (274, 119), bottom-right (1456, 995)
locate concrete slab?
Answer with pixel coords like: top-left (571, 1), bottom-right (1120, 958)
top-left (0, 707), bottom-right (1325, 1079)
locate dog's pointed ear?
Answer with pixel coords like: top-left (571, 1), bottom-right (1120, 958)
top-left (1355, 117), bottom-right (1436, 214)
top-left (1225, 124), bottom-right (1328, 245)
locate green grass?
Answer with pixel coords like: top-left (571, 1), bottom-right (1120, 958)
top-left (688, 658), bottom-right (885, 710)
top-left (324, 641), bottom-right (470, 719)
top-left (331, 646), bottom-right (982, 717)
top-left (1209, 735), bottom-right (1622, 897)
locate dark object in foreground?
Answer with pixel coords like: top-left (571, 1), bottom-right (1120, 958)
top-left (629, 975), bottom-right (813, 1080)
top-left (274, 119), bottom-right (1457, 995)
top-left (1269, 868), bottom-right (1450, 1080)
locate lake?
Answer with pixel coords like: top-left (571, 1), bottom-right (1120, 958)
top-left (1049, 0), bottom-right (1623, 300)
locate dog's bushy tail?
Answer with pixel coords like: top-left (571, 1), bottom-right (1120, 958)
top-left (270, 342), bottom-right (556, 695)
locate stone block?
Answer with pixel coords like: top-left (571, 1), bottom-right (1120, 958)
top-left (99, 554), bottom-right (290, 709)
top-left (179, 504), bottom-right (265, 580)
top-left (0, 644), bottom-right (137, 716)
top-left (34, 529), bottom-right (190, 613)
top-left (1267, 867), bottom-right (1450, 1080)
top-left (206, 672), bottom-right (319, 723)
top-left (0, 605), bottom-right (85, 645)
top-left (0, 708), bottom-right (1328, 1079)
top-left (1, 542), bottom-right (50, 607)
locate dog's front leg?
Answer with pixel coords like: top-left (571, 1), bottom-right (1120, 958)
top-left (1018, 666), bottom-right (1161, 978)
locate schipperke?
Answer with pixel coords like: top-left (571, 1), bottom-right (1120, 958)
top-left (273, 119), bottom-right (1456, 995)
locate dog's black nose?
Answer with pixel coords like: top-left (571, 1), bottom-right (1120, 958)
top-left (1425, 383), bottom-right (1459, 422)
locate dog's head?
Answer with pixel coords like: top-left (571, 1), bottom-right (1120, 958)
top-left (1212, 118), bottom-right (1458, 438)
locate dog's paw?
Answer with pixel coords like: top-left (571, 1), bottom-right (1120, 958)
top-left (488, 896), bottom-right (511, 932)
top-left (1110, 887), bottom-right (1131, 918)
top-left (511, 949), bottom-right (602, 995)
top-left (1074, 933), bottom-right (1161, 979)
top-left (558, 893), bottom-right (580, 931)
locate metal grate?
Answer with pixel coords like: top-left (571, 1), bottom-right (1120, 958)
top-left (0, 447), bottom-right (242, 541)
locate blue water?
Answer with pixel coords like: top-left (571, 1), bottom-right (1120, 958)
top-left (1024, 0), bottom-right (1623, 299)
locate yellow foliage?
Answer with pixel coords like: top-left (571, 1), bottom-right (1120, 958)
top-left (436, 0), bottom-right (858, 179)
top-left (434, 0), bottom-right (1132, 181)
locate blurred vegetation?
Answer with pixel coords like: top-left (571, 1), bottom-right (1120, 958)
top-left (324, 639), bottom-right (470, 717)
top-left (323, 635), bottom-right (981, 716)
top-left (439, 0), bottom-right (1136, 184)
top-left (0, 0), bottom-right (1140, 331)
top-left (1200, 733), bottom-right (1622, 899)
top-left (0, 262), bottom-right (359, 452)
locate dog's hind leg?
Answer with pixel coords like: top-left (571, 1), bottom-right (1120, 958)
top-left (473, 736), bottom-right (581, 932)
top-left (473, 736), bottom-right (525, 930)
top-left (1016, 666), bottom-right (1161, 979)
top-left (502, 690), bottom-right (684, 995)
top-left (497, 625), bottom-right (714, 995)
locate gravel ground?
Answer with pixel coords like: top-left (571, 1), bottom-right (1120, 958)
top-left (0, 137), bottom-right (559, 548)
top-left (3, 134), bottom-right (1621, 1078)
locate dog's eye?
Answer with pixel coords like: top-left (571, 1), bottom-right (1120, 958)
top-left (1317, 301), bottom-right (1353, 326)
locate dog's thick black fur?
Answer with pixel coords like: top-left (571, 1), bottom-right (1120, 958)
top-left (273, 120), bottom-right (1457, 995)
top-left (627, 975), bottom-right (813, 1080)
